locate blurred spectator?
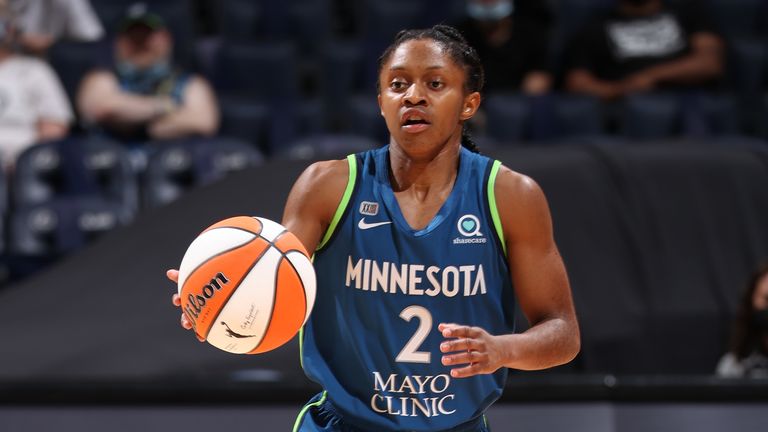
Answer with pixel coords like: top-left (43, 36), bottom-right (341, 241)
top-left (564, 0), bottom-right (724, 101)
top-left (717, 262), bottom-right (768, 378)
top-left (9, 0), bottom-right (104, 56)
top-left (454, 0), bottom-right (552, 95)
top-left (0, 3), bottom-right (72, 168)
top-left (77, 3), bottom-right (218, 151)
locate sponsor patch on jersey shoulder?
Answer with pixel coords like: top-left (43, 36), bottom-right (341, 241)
top-left (359, 201), bottom-right (379, 216)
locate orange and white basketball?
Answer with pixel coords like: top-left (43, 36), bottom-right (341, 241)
top-left (177, 216), bottom-right (316, 354)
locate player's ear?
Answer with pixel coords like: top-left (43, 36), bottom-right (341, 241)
top-left (459, 92), bottom-right (481, 121)
top-left (377, 94), bottom-right (384, 117)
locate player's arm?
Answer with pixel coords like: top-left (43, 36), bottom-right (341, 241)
top-left (494, 168), bottom-right (580, 370)
top-left (440, 167), bottom-right (580, 376)
top-left (281, 158), bottom-right (350, 254)
top-left (168, 158), bottom-right (349, 334)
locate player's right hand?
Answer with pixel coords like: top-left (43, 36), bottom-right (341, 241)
top-left (168, 269), bottom-right (206, 342)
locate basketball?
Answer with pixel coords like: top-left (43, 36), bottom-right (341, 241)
top-left (177, 216), bottom-right (316, 354)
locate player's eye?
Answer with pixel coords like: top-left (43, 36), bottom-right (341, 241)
top-left (390, 80), bottom-right (407, 91)
top-left (428, 80), bottom-right (444, 89)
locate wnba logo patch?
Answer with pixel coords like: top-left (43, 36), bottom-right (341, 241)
top-left (359, 201), bottom-right (379, 216)
top-left (453, 214), bottom-right (487, 244)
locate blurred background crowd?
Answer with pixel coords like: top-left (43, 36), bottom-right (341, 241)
top-left (0, 0), bottom-right (767, 369)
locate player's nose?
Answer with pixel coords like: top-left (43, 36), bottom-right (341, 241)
top-left (403, 83), bottom-right (427, 106)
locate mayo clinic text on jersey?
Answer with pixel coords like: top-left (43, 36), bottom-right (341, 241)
top-left (346, 256), bottom-right (487, 297)
top-left (372, 372), bottom-right (457, 418)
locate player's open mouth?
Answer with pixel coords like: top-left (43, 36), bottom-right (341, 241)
top-left (401, 111), bottom-right (431, 132)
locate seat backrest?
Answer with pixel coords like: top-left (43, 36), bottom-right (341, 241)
top-left (143, 137), bottom-right (264, 207)
top-left (9, 197), bottom-right (133, 257)
top-left (215, 42), bottom-right (299, 101)
top-left (48, 41), bottom-right (111, 101)
top-left (553, 95), bottom-right (604, 138)
top-left (12, 137), bottom-right (139, 214)
top-left (283, 133), bottom-right (379, 160)
top-left (218, 98), bottom-right (270, 153)
top-left (620, 94), bottom-right (682, 139)
top-left (484, 93), bottom-right (531, 143)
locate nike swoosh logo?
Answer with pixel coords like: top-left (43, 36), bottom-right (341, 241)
top-left (358, 217), bottom-right (393, 230)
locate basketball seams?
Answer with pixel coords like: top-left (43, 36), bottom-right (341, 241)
top-left (180, 216), bottom-right (315, 354)
top-left (199, 242), bottom-right (273, 339)
top-left (256, 253), bottom-right (284, 352)
top-left (278, 252), bottom-right (308, 321)
top-left (180, 233), bottom-right (260, 295)
top-left (249, 252), bottom-right (307, 354)
top-left (206, 226), bottom-right (263, 236)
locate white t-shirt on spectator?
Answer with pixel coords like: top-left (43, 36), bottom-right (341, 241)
top-left (11, 0), bottom-right (104, 42)
top-left (0, 55), bottom-right (73, 164)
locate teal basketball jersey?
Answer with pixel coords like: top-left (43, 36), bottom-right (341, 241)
top-left (300, 145), bottom-right (515, 431)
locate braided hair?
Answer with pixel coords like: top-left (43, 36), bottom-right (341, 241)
top-left (377, 24), bottom-right (485, 153)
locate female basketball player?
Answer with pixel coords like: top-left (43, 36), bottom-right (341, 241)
top-left (170, 25), bottom-right (579, 431)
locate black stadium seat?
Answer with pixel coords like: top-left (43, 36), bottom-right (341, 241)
top-left (706, 0), bottom-right (766, 39)
top-left (214, 41), bottom-right (299, 101)
top-left (12, 137), bottom-right (139, 216)
top-left (282, 133), bottom-right (380, 160)
top-left (553, 95), bottom-right (605, 138)
top-left (218, 98), bottom-right (270, 152)
top-left (48, 41), bottom-right (111, 102)
top-left (143, 137), bottom-right (264, 207)
top-left (9, 197), bottom-right (133, 257)
top-left (484, 93), bottom-right (530, 143)
top-left (620, 94), bottom-right (681, 139)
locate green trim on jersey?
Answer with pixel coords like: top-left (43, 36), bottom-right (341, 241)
top-left (292, 390), bottom-right (328, 432)
top-left (487, 160), bottom-right (507, 256)
top-left (316, 154), bottom-right (358, 251)
top-left (300, 155), bottom-right (357, 374)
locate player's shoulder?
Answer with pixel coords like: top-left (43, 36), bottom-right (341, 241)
top-left (300, 158), bottom-right (351, 191)
top-left (492, 163), bottom-right (551, 236)
top-left (494, 164), bottom-right (543, 202)
top-left (289, 157), bottom-right (352, 215)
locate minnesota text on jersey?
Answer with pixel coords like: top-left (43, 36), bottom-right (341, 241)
top-left (345, 256), bottom-right (487, 297)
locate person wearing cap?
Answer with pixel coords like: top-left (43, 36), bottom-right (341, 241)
top-left (77, 3), bottom-right (218, 152)
top-left (0, 3), bottom-right (72, 168)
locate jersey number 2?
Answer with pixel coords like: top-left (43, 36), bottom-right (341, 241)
top-left (395, 305), bottom-right (432, 364)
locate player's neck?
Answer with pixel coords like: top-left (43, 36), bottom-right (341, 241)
top-left (387, 140), bottom-right (460, 199)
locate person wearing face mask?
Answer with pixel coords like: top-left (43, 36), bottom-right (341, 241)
top-left (0, 2), bottom-right (72, 169)
top-left (453, 0), bottom-right (553, 95)
top-left (77, 3), bottom-right (218, 159)
top-left (717, 262), bottom-right (768, 378)
top-left (564, 0), bottom-right (724, 101)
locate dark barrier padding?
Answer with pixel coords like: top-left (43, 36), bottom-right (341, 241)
top-left (489, 147), bottom-right (652, 374)
top-left (1, 143), bottom-right (768, 387)
top-left (589, 143), bottom-right (768, 373)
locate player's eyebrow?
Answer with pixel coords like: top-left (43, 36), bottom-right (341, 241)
top-left (389, 65), bottom-right (445, 71)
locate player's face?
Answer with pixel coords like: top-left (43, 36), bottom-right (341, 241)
top-left (378, 39), bottom-right (480, 155)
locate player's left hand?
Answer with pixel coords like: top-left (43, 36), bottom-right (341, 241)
top-left (438, 323), bottom-right (507, 378)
